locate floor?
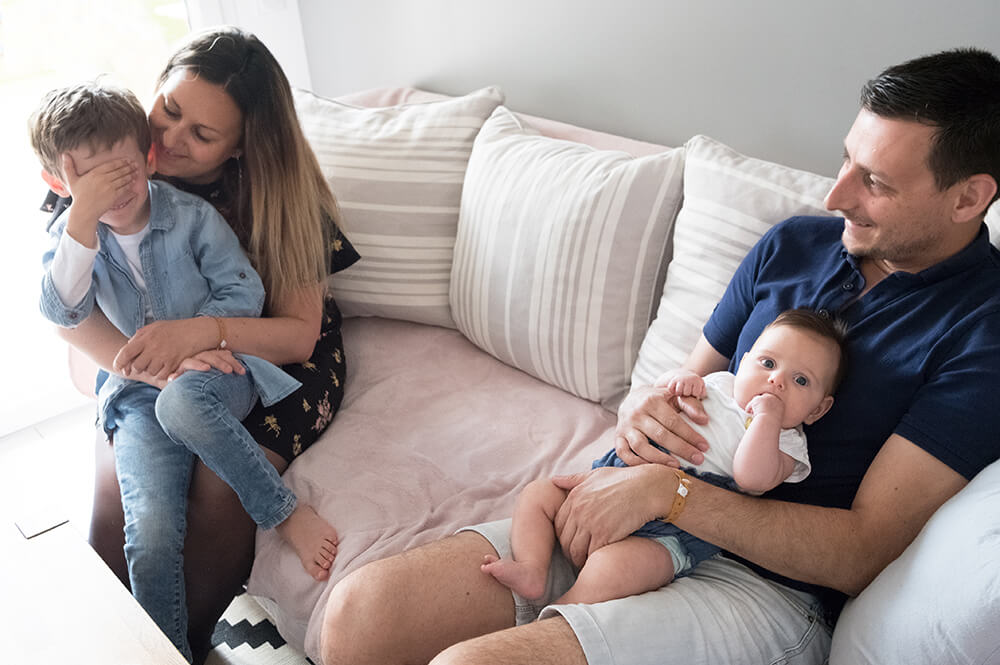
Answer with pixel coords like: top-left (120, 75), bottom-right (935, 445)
top-left (0, 403), bottom-right (97, 535)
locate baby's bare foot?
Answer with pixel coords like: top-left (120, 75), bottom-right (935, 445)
top-left (275, 505), bottom-right (338, 581)
top-left (481, 554), bottom-right (547, 600)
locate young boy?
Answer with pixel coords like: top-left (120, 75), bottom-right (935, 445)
top-left (32, 82), bottom-right (337, 660)
top-left (481, 309), bottom-right (848, 604)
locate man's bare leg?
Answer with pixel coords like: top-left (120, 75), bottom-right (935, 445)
top-left (431, 616), bottom-right (587, 665)
top-left (321, 531), bottom-right (518, 665)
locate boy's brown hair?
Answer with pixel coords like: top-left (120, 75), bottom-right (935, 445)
top-left (29, 81), bottom-right (151, 178)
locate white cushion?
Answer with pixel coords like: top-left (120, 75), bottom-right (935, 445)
top-left (450, 106), bottom-right (685, 408)
top-left (294, 86), bottom-right (504, 328)
top-left (630, 135), bottom-right (834, 386)
top-left (987, 200), bottom-right (1000, 248)
top-left (829, 458), bottom-right (1000, 664)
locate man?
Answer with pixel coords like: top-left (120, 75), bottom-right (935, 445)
top-left (320, 48), bottom-right (1000, 665)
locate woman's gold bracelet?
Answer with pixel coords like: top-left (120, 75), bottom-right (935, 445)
top-left (211, 316), bottom-right (228, 350)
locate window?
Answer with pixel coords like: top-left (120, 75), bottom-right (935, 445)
top-left (0, 0), bottom-right (189, 436)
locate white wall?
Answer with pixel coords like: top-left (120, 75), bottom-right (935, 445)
top-left (296, 0), bottom-right (1000, 176)
top-left (186, 0), bottom-right (313, 89)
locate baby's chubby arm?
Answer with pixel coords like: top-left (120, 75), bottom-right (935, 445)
top-left (653, 368), bottom-right (707, 399)
top-left (731, 394), bottom-right (797, 494)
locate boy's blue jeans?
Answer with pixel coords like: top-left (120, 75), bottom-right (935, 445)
top-left (108, 367), bottom-right (297, 661)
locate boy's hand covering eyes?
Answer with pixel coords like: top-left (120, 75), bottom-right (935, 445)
top-left (61, 153), bottom-right (138, 223)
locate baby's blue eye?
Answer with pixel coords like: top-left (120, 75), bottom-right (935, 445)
top-left (760, 358), bottom-right (775, 369)
top-left (795, 376), bottom-right (808, 386)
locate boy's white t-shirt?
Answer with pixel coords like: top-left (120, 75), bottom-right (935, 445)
top-left (110, 226), bottom-right (154, 323)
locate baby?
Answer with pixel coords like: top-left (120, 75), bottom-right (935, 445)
top-left (482, 309), bottom-right (848, 604)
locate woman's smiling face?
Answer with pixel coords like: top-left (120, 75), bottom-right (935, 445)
top-left (148, 68), bottom-right (243, 184)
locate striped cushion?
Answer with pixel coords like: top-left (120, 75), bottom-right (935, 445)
top-left (294, 86), bottom-right (504, 328)
top-left (450, 106), bottom-right (685, 408)
top-left (630, 135), bottom-right (834, 387)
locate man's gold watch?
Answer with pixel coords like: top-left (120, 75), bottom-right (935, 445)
top-left (657, 468), bottom-right (691, 523)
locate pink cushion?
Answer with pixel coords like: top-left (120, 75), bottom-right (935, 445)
top-left (246, 317), bottom-right (616, 660)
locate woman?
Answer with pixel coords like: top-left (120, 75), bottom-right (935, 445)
top-left (55, 26), bottom-right (359, 663)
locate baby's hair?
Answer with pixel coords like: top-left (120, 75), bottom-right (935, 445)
top-left (29, 81), bottom-right (151, 178)
top-left (765, 309), bottom-right (849, 393)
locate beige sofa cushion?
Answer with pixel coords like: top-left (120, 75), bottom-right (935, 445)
top-left (450, 106), bottom-right (685, 408)
top-left (294, 86), bottom-right (504, 328)
top-left (631, 134), bottom-right (834, 386)
top-left (247, 317), bottom-right (617, 659)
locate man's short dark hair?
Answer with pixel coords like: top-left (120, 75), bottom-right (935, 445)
top-left (860, 47), bottom-right (1000, 203)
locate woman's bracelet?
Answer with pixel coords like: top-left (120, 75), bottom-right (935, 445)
top-left (657, 468), bottom-right (691, 524)
top-left (211, 316), bottom-right (229, 350)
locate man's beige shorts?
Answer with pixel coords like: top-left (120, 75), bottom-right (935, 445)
top-left (462, 518), bottom-right (833, 665)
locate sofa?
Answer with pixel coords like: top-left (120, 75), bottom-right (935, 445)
top-left (241, 86), bottom-right (1000, 665)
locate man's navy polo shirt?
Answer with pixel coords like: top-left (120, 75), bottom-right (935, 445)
top-left (703, 216), bottom-right (1000, 606)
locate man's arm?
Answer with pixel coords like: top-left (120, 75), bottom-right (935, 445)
top-left (674, 433), bottom-right (965, 594)
top-left (554, 432), bottom-right (964, 593)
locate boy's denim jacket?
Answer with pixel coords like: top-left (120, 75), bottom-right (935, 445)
top-left (40, 180), bottom-right (300, 426)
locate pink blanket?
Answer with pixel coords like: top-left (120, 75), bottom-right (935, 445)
top-left (247, 316), bottom-right (617, 661)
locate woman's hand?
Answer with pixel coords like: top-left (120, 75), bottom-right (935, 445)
top-left (113, 318), bottom-right (214, 379)
top-left (167, 349), bottom-right (244, 382)
top-left (551, 464), bottom-right (677, 567)
top-left (614, 384), bottom-right (711, 467)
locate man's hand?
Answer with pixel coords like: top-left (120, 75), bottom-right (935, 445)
top-left (61, 153), bottom-right (137, 246)
top-left (614, 384), bottom-right (710, 467)
top-left (551, 464), bottom-right (677, 567)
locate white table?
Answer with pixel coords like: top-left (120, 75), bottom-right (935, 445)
top-left (0, 519), bottom-right (188, 665)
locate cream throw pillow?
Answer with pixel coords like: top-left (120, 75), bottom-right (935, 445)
top-left (630, 135), bottom-right (835, 387)
top-left (829, 457), bottom-right (1000, 664)
top-left (294, 86), bottom-right (504, 328)
top-left (450, 106), bottom-right (685, 409)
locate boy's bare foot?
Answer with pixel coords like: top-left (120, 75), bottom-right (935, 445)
top-left (481, 554), bottom-right (547, 600)
top-left (275, 504), bottom-right (338, 581)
